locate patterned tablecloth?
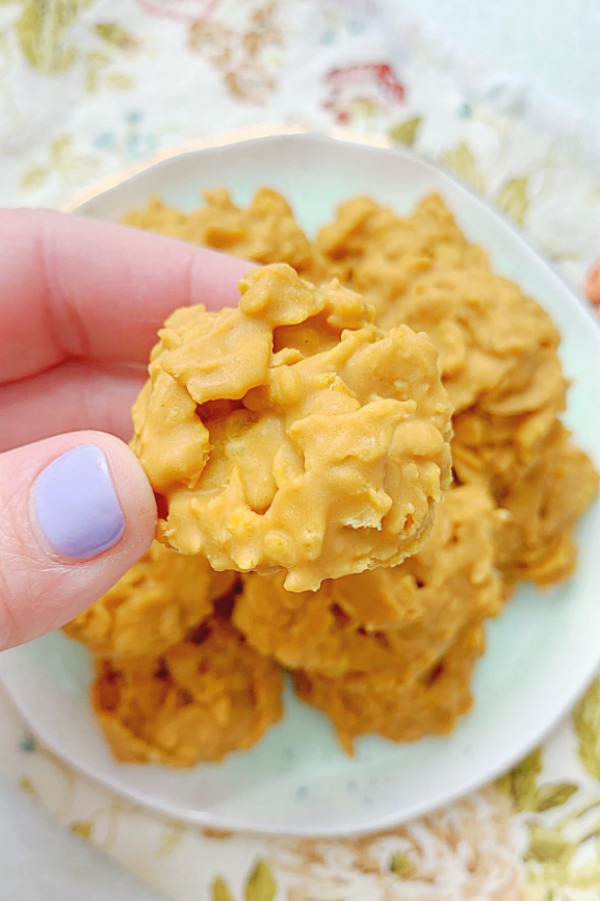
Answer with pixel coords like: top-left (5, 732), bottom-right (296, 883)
top-left (1, 2), bottom-right (600, 899)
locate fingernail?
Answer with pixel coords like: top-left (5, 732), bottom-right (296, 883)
top-left (33, 445), bottom-right (125, 559)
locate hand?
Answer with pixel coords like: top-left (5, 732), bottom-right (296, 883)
top-left (0, 209), bottom-right (250, 650)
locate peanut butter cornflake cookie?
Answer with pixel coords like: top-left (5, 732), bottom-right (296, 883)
top-left (63, 541), bottom-right (236, 660)
top-left (92, 615), bottom-right (283, 766)
top-left (131, 263), bottom-right (453, 591)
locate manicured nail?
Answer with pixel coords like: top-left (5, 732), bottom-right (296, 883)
top-left (33, 445), bottom-right (125, 559)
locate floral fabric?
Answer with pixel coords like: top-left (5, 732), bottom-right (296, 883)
top-left (1, 1), bottom-right (600, 899)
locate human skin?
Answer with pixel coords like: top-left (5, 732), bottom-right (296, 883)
top-left (0, 209), bottom-right (250, 650)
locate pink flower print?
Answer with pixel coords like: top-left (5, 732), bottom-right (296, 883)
top-left (323, 62), bottom-right (405, 125)
top-left (584, 261), bottom-right (600, 310)
top-left (137, 0), bottom-right (216, 21)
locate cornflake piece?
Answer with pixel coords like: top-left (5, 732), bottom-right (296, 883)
top-left (131, 263), bottom-right (453, 591)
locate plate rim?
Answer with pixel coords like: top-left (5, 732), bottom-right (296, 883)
top-left (61, 123), bottom-right (391, 212)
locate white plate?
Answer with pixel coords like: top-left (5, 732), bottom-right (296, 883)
top-left (2, 131), bottom-right (599, 837)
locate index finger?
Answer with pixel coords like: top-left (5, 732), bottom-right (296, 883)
top-left (0, 208), bottom-right (253, 384)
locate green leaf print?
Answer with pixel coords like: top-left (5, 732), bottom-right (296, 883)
top-left (49, 133), bottom-right (74, 167)
top-left (105, 71), bottom-right (134, 91)
top-left (389, 851), bottom-right (414, 876)
top-left (156, 820), bottom-right (186, 857)
top-left (525, 822), bottom-right (577, 865)
top-left (70, 820), bottom-right (93, 840)
top-left (94, 22), bottom-right (136, 50)
top-left (532, 782), bottom-right (578, 812)
top-left (440, 142), bottom-right (485, 192)
top-left (20, 167), bottom-right (48, 190)
top-left (15, 0), bottom-right (95, 74)
top-left (6, 1), bottom-right (136, 89)
top-left (496, 747), bottom-right (542, 811)
top-left (212, 876), bottom-right (235, 901)
top-left (85, 49), bottom-right (110, 92)
top-left (18, 775), bottom-right (38, 797)
top-left (573, 676), bottom-right (600, 782)
top-left (389, 116), bottom-right (422, 147)
top-left (244, 858), bottom-right (277, 901)
top-left (496, 177), bottom-right (529, 225)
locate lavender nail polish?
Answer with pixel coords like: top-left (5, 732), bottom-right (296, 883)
top-left (33, 445), bottom-right (125, 559)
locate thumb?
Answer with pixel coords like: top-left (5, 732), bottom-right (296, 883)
top-left (0, 432), bottom-right (156, 649)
